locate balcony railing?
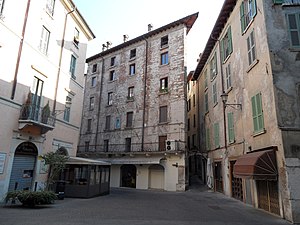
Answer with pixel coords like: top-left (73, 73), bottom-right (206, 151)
top-left (77, 141), bottom-right (186, 154)
top-left (19, 103), bottom-right (55, 127)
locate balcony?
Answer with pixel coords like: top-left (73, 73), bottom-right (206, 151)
top-left (19, 103), bottom-right (55, 134)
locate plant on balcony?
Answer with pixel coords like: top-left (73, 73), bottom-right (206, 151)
top-left (5, 190), bottom-right (57, 207)
top-left (41, 101), bottom-right (51, 124)
top-left (42, 152), bottom-right (69, 191)
top-left (20, 92), bottom-right (32, 119)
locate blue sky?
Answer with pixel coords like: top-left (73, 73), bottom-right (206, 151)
top-left (73, 0), bottom-right (224, 71)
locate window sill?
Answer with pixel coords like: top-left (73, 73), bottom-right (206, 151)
top-left (129, 57), bottom-right (136, 61)
top-left (222, 54), bottom-right (232, 64)
top-left (129, 74), bottom-right (136, 77)
top-left (213, 102), bottom-right (218, 108)
top-left (246, 59), bottom-right (259, 73)
top-left (126, 97), bottom-right (134, 102)
top-left (241, 18), bottom-right (255, 36)
top-left (253, 129), bottom-right (266, 137)
top-left (73, 42), bottom-right (79, 49)
top-left (225, 86), bottom-right (233, 94)
top-left (106, 104), bottom-right (113, 107)
top-left (160, 45), bottom-right (169, 50)
top-left (158, 122), bottom-right (168, 125)
top-left (160, 63), bottom-right (170, 67)
top-left (108, 79), bottom-right (117, 83)
top-left (124, 126), bottom-right (133, 130)
top-left (159, 90), bottom-right (168, 95)
top-left (109, 65), bottom-right (116, 69)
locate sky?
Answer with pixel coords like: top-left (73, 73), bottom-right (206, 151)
top-left (72, 0), bottom-right (225, 71)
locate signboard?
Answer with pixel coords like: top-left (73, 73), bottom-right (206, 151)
top-left (0, 153), bottom-right (6, 174)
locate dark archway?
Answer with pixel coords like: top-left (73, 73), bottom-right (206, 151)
top-left (120, 165), bottom-right (136, 188)
top-left (8, 142), bottom-right (38, 191)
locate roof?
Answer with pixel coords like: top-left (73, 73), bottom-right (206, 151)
top-left (193, 0), bottom-right (237, 80)
top-left (86, 12), bottom-right (199, 63)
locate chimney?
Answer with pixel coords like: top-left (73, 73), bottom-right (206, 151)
top-left (102, 43), bottom-right (107, 51)
top-left (123, 34), bottom-right (129, 43)
top-left (148, 24), bottom-right (153, 32)
top-left (106, 41), bottom-right (112, 49)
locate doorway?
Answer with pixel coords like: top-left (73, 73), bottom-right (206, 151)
top-left (8, 142), bottom-right (38, 191)
top-left (149, 165), bottom-right (164, 189)
top-left (120, 165), bottom-right (136, 188)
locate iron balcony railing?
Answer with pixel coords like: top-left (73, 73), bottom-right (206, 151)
top-left (283, 0), bottom-right (300, 4)
top-left (19, 103), bottom-right (55, 127)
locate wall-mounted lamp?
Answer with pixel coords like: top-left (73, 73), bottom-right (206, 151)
top-left (172, 162), bottom-right (178, 167)
top-left (220, 92), bottom-right (242, 110)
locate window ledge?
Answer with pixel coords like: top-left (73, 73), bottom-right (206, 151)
top-left (241, 19), bottom-right (255, 36)
top-left (225, 86), bottom-right (233, 94)
top-left (253, 129), bottom-right (266, 137)
top-left (159, 90), bottom-right (168, 95)
top-left (109, 65), bottom-right (116, 69)
top-left (124, 126), bottom-right (133, 130)
top-left (108, 79), bottom-right (117, 83)
top-left (126, 97), bottom-right (134, 102)
top-left (223, 54), bottom-right (232, 64)
top-left (73, 42), bottom-right (79, 49)
top-left (158, 122), bottom-right (168, 125)
top-left (129, 74), bottom-right (136, 77)
top-left (129, 57), bottom-right (136, 61)
top-left (246, 59), bottom-right (259, 73)
top-left (160, 45), bottom-right (169, 50)
top-left (106, 105), bottom-right (113, 108)
top-left (159, 63), bottom-right (170, 67)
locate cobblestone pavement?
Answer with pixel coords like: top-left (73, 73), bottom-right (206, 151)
top-left (0, 185), bottom-right (292, 225)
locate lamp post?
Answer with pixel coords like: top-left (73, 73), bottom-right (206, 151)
top-left (220, 92), bottom-right (242, 110)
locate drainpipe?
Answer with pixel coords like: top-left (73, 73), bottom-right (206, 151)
top-left (11, 0), bottom-right (31, 100)
top-left (141, 37), bottom-right (148, 151)
top-left (94, 57), bottom-right (105, 150)
top-left (52, 7), bottom-right (76, 114)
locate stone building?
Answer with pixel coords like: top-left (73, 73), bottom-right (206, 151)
top-left (77, 13), bottom-right (198, 191)
top-left (193, 0), bottom-right (300, 223)
top-left (0, 0), bottom-right (94, 200)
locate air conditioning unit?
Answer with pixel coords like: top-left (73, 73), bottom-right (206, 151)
top-left (165, 140), bottom-right (178, 151)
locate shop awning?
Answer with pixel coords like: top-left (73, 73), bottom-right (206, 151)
top-left (107, 157), bottom-right (163, 165)
top-left (66, 157), bottom-right (111, 166)
top-left (233, 150), bottom-right (277, 180)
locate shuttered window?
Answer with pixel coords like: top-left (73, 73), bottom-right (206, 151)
top-left (287, 13), bottom-right (300, 48)
top-left (227, 112), bottom-right (235, 143)
top-left (221, 26), bottom-right (233, 61)
top-left (206, 128), bottom-right (210, 151)
top-left (251, 93), bottom-right (264, 133)
top-left (240, 0), bottom-right (257, 32)
top-left (214, 123), bottom-right (220, 148)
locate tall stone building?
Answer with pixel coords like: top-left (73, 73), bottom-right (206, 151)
top-left (0, 0), bottom-right (94, 201)
top-left (78, 13), bottom-right (198, 191)
top-left (193, 0), bottom-right (300, 223)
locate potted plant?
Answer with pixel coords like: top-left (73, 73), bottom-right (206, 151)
top-left (41, 101), bottom-right (50, 124)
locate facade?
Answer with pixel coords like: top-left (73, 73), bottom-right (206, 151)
top-left (0, 0), bottom-right (94, 201)
top-left (78, 13), bottom-right (198, 191)
top-left (193, 0), bottom-right (300, 223)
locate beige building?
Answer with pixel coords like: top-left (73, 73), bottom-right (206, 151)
top-left (0, 0), bottom-right (94, 200)
top-left (77, 13), bottom-right (198, 191)
top-left (193, 0), bottom-right (300, 223)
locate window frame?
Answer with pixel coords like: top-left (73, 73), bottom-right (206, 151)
top-left (161, 35), bottom-right (169, 48)
top-left (92, 64), bottom-right (97, 73)
top-left (206, 128), bottom-right (210, 151)
top-left (205, 92), bottom-right (209, 113)
top-left (240, 0), bottom-right (257, 33)
top-left (227, 112), bottom-right (235, 143)
top-left (251, 92), bottom-right (265, 134)
top-left (130, 49), bottom-right (136, 59)
top-left (214, 123), bottom-right (220, 148)
top-left (109, 70), bottom-right (116, 81)
top-left (212, 81), bottom-right (218, 105)
top-left (110, 57), bottom-right (116, 67)
top-left (160, 77), bottom-right (168, 92)
top-left (129, 63), bottom-right (136, 75)
top-left (104, 140), bottom-right (109, 152)
top-left (108, 92), bottom-right (113, 106)
top-left (159, 106), bottom-right (168, 123)
top-left (161, 52), bottom-right (169, 65)
top-left (87, 119), bottom-right (92, 132)
top-left (70, 55), bottom-right (77, 79)
top-left (45, 0), bottom-right (55, 16)
top-left (221, 26), bottom-right (233, 61)
top-left (225, 63), bottom-right (232, 90)
top-left (105, 115), bottom-right (111, 130)
top-left (128, 86), bottom-right (134, 100)
top-left (210, 52), bottom-right (218, 80)
top-left (126, 112), bottom-right (133, 128)
top-left (115, 116), bottom-right (121, 129)
top-left (247, 30), bottom-right (256, 66)
top-left (287, 13), bottom-right (300, 48)
top-left (89, 97), bottom-right (95, 110)
top-left (73, 28), bottom-right (79, 46)
top-left (63, 96), bottom-right (71, 122)
top-left (91, 76), bottom-right (96, 87)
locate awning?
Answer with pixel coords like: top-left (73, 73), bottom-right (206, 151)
top-left (66, 156), bottom-right (111, 166)
top-left (106, 157), bottom-right (163, 165)
top-left (233, 150), bottom-right (277, 180)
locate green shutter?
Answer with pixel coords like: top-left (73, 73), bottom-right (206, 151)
top-left (227, 112), bottom-right (235, 143)
top-left (228, 26), bottom-right (233, 55)
top-left (240, 1), bottom-right (245, 32)
top-left (251, 0), bottom-right (257, 18)
top-left (214, 123), bottom-right (219, 148)
top-left (214, 52), bottom-right (218, 75)
top-left (251, 93), bottom-right (264, 133)
top-left (206, 128), bottom-right (210, 150)
top-left (273, 0), bottom-right (283, 4)
top-left (221, 39), bottom-right (224, 62)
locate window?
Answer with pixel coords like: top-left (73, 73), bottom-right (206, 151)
top-left (251, 92), bottom-right (264, 133)
top-left (110, 57), bottom-right (115, 67)
top-left (109, 70), bottom-right (116, 81)
top-left (247, 30), bottom-right (256, 66)
top-left (115, 117), bottom-right (121, 129)
top-left (73, 28), bottom-right (79, 46)
top-left (129, 64), bottom-right (135, 75)
top-left (130, 49), bottom-right (136, 59)
top-left (287, 13), bottom-right (300, 48)
top-left (89, 97), bottom-right (94, 110)
top-left (193, 114), bottom-right (196, 127)
top-left (227, 112), bottom-right (235, 143)
top-left (212, 81), bottom-right (217, 105)
top-left (206, 128), bottom-right (210, 150)
top-left (161, 35), bottom-right (168, 47)
top-left (205, 92), bottom-right (209, 113)
top-left (193, 94), bottom-right (195, 107)
top-left (204, 69), bottom-right (208, 89)
top-left (45, 0), bottom-right (55, 16)
top-left (91, 77), bottom-right (96, 87)
top-left (87, 119), bottom-right (92, 132)
top-left (214, 123), bottom-right (220, 148)
top-left (39, 26), bottom-right (50, 55)
top-left (159, 136), bottom-right (167, 151)
top-left (161, 52), bottom-right (169, 65)
top-left (108, 92), bottom-right (113, 106)
top-left (70, 55), bottom-right (77, 79)
top-left (128, 86), bottom-right (134, 100)
top-left (210, 52), bottom-right (218, 79)
top-left (225, 63), bottom-right (232, 90)
top-left (126, 112), bottom-right (133, 127)
top-left (159, 106), bottom-right (167, 123)
top-left (84, 141), bottom-right (90, 152)
top-left (240, 0), bottom-right (257, 32)
top-left (105, 115), bottom-right (111, 130)
top-left (187, 99), bottom-right (191, 112)
top-left (104, 140), bottom-right (109, 152)
top-left (125, 138), bottom-right (131, 152)
top-left (221, 26), bottom-right (233, 61)
top-left (187, 118), bottom-right (190, 131)
top-left (63, 96), bottom-right (71, 122)
top-left (160, 77), bottom-right (168, 92)
top-left (192, 134), bottom-right (196, 147)
top-left (92, 64), bottom-right (97, 73)
top-left (187, 136), bottom-right (191, 149)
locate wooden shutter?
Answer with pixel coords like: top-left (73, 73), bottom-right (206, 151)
top-left (240, 1), bottom-right (245, 32)
top-left (228, 26), bottom-right (233, 55)
top-left (214, 123), bottom-right (220, 148)
top-left (287, 14), bottom-right (300, 47)
top-left (206, 128), bottom-right (210, 150)
top-left (251, 0), bottom-right (257, 18)
top-left (251, 93), bottom-right (264, 133)
top-left (227, 112), bottom-right (235, 143)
